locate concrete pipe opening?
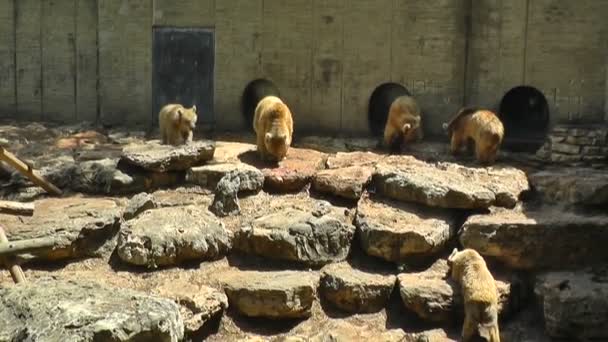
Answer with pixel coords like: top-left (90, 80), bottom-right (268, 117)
top-left (368, 82), bottom-right (411, 137)
top-left (241, 79), bottom-right (281, 129)
top-left (498, 86), bottom-right (550, 153)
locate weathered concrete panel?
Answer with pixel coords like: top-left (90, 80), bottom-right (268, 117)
top-left (0, 0), bottom-right (15, 117)
top-left (98, 0), bottom-right (152, 126)
top-left (311, 0), bottom-right (344, 133)
top-left (42, 0), bottom-right (76, 123)
top-left (214, 0), bottom-right (263, 130)
top-left (342, 0), bottom-right (392, 134)
top-left (392, 0), bottom-right (468, 137)
top-left (526, 0), bottom-right (607, 124)
top-left (261, 0), bottom-right (313, 133)
top-left (467, 0), bottom-right (528, 109)
top-left (15, 0), bottom-right (42, 121)
top-left (153, 0), bottom-right (215, 27)
top-left (76, 0), bottom-right (99, 123)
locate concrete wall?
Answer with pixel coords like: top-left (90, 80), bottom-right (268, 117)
top-left (0, 0), bottom-right (606, 136)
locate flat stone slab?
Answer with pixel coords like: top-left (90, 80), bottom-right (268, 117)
top-left (355, 196), bottom-right (454, 262)
top-left (460, 205), bottom-right (608, 269)
top-left (373, 156), bottom-right (529, 209)
top-left (0, 278), bottom-right (184, 341)
top-left (234, 205), bottom-right (356, 266)
top-left (528, 167), bottom-right (608, 207)
top-left (121, 140), bottom-right (215, 172)
top-left (46, 158), bottom-right (184, 195)
top-left (312, 166), bottom-right (373, 200)
top-left (320, 263), bottom-right (396, 313)
top-left (397, 259), bottom-right (529, 323)
top-left (325, 151), bottom-right (385, 169)
top-left (221, 270), bottom-right (318, 319)
top-left (153, 279), bottom-right (228, 335)
top-left (535, 269), bottom-right (608, 340)
top-left (2, 197), bottom-right (122, 262)
top-left (117, 205), bottom-right (233, 268)
top-left (241, 147), bottom-right (326, 192)
top-left (186, 162), bottom-right (264, 191)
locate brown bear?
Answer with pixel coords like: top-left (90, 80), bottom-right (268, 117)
top-left (253, 96), bottom-right (293, 162)
top-left (443, 107), bottom-right (504, 165)
top-left (158, 104), bottom-right (198, 146)
top-left (448, 248), bottom-right (500, 342)
top-left (383, 95), bottom-right (423, 152)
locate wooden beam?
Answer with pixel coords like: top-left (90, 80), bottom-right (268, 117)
top-left (0, 235), bottom-right (58, 257)
top-left (0, 200), bottom-right (34, 216)
top-left (0, 146), bottom-right (63, 196)
top-left (0, 226), bottom-right (26, 284)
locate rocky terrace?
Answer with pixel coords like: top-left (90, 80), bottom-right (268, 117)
top-left (0, 121), bottom-right (607, 342)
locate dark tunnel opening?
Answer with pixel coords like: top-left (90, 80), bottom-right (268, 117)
top-left (368, 82), bottom-right (411, 137)
top-left (498, 86), bottom-right (550, 153)
top-left (241, 79), bottom-right (281, 130)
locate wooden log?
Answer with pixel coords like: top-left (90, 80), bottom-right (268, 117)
top-left (0, 226), bottom-right (26, 284)
top-left (0, 146), bottom-right (63, 196)
top-left (0, 236), bottom-right (58, 256)
top-left (0, 200), bottom-right (34, 216)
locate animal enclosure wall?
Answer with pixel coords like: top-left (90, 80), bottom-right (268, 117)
top-left (0, 0), bottom-right (606, 137)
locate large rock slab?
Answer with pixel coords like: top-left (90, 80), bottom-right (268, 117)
top-left (153, 279), bottom-right (228, 336)
top-left (221, 270), bottom-right (318, 319)
top-left (320, 263), bottom-right (396, 313)
top-left (529, 167), bottom-right (608, 207)
top-left (0, 278), bottom-right (183, 341)
top-left (2, 197), bottom-right (122, 262)
top-left (46, 158), bottom-right (184, 195)
top-left (121, 140), bottom-right (215, 172)
top-left (117, 205), bottom-right (233, 268)
top-left (355, 195), bottom-right (455, 262)
top-left (186, 162), bottom-right (264, 191)
top-left (373, 156), bottom-right (529, 209)
top-left (312, 166), bottom-right (373, 200)
top-left (241, 148), bottom-right (326, 192)
top-left (397, 259), bottom-right (529, 323)
top-left (535, 269), bottom-right (608, 340)
top-left (234, 205), bottom-right (356, 266)
top-left (325, 151), bottom-right (385, 169)
top-left (460, 205), bottom-right (608, 269)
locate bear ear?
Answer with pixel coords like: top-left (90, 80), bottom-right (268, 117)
top-left (402, 123), bottom-right (412, 133)
top-left (265, 132), bottom-right (272, 141)
top-left (447, 248), bottom-right (458, 263)
top-left (442, 122), bottom-right (449, 131)
top-left (192, 105), bottom-right (197, 113)
top-left (177, 109), bottom-right (183, 121)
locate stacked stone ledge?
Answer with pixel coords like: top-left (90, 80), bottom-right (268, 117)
top-left (537, 124), bottom-right (608, 166)
top-left (3, 135), bottom-right (608, 340)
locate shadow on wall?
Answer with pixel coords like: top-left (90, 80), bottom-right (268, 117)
top-left (368, 82), bottom-right (412, 137)
top-left (498, 86), bottom-right (550, 153)
top-left (241, 79), bottom-right (281, 131)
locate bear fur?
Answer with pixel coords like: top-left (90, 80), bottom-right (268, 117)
top-left (443, 107), bottom-right (504, 165)
top-left (448, 248), bottom-right (500, 342)
top-left (383, 95), bottom-right (423, 152)
top-left (158, 104), bottom-right (198, 146)
top-left (253, 96), bottom-right (293, 162)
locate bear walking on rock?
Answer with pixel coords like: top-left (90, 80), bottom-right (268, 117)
top-left (443, 107), bottom-right (504, 165)
top-left (448, 248), bottom-right (500, 342)
top-left (158, 104), bottom-right (198, 146)
top-left (253, 96), bottom-right (294, 162)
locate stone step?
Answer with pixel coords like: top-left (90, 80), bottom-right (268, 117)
top-left (373, 155), bottom-right (529, 209)
top-left (319, 262), bottom-right (396, 313)
top-left (355, 195), bottom-right (456, 262)
top-left (220, 270), bottom-right (318, 319)
top-left (0, 278), bottom-right (184, 341)
top-left (397, 259), bottom-right (530, 324)
top-left (460, 205), bottom-right (608, 269)
top-left (528, 167), bottom-right (608, 207)
top-left (117, 205), bottom-right (233, 268)
top-left (120, 140), bottom-right (216, 172)
top-left (535, 268), bottom-right (608, 340)
top-left (2, 197), bottom-right (122, 262)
